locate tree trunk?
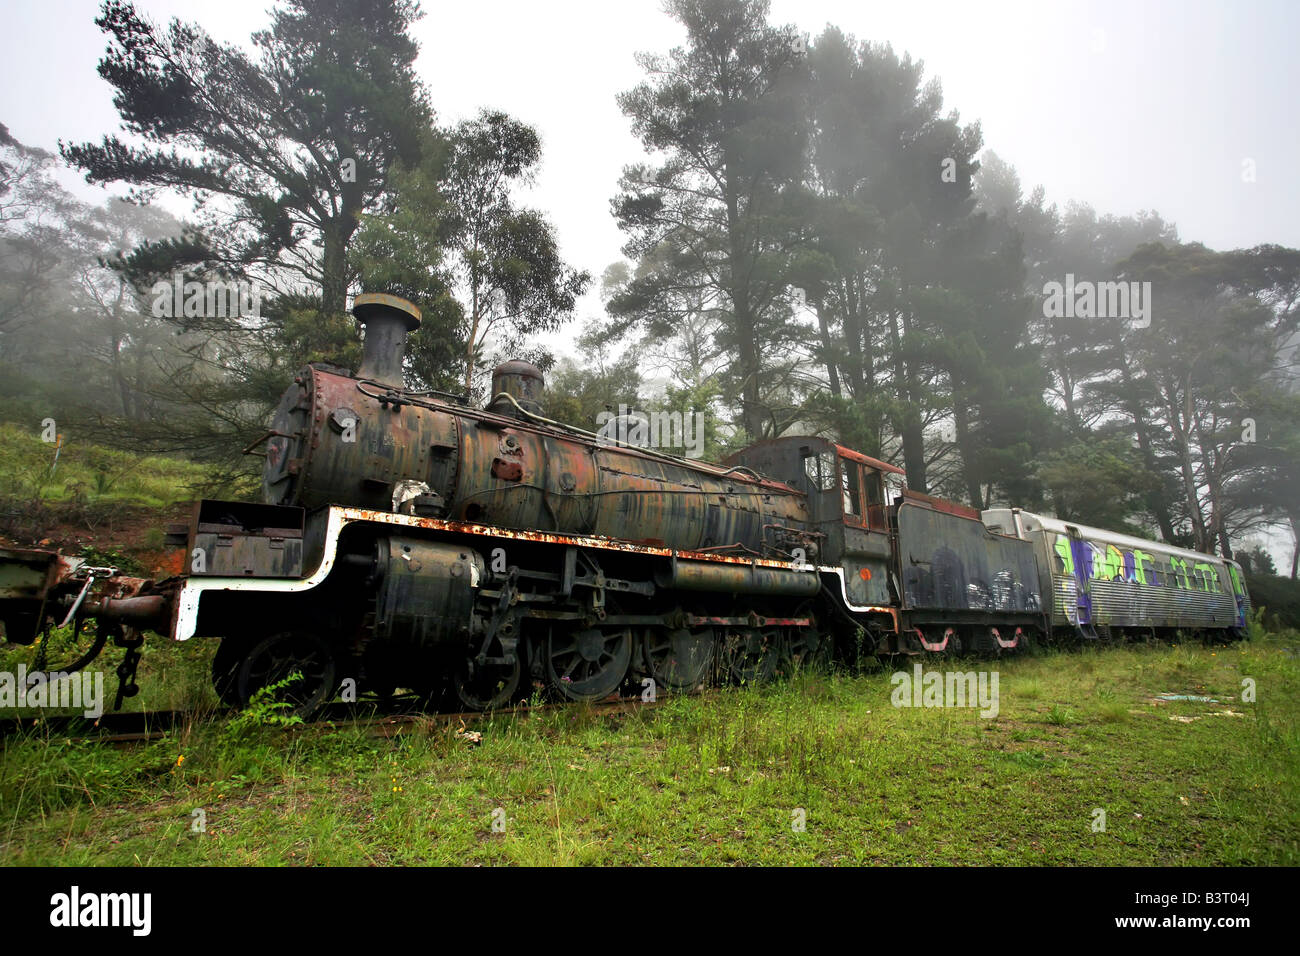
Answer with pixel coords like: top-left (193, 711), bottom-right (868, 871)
top-left (321, 224), bottom-right (349, 321)
top-left (886, 305), bottom-right (926, 492)
top-left (814, 302), bottom-right (841, 399)
top-left (841, 275), bottom-right (866, 397)
top-left (464, 280), bottom-right (480, 395)
top-left (1116, 346), bottom-right (1176, 542)
top-left (1162, 377), bottom-right (1208, 550)
top-left (1291, 514), bottom-right (1299, 580)
top-left (724, 173), bottom-right (764, 441)
top-left (952, 388), bottom-right (982, 508)
top-left (1195, 416), bottom-right (1232, 558)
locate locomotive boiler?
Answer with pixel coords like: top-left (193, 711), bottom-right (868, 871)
top-left (260, 294), bottom-right (818, 559)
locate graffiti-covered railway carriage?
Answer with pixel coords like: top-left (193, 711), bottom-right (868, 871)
top-left (0, 295), bottom-right (1251, 713)
top-left (981, 510), bottom-right (1249, 639)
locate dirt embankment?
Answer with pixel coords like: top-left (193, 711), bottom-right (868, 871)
top-left (0, 500), bottom-right (193, 578)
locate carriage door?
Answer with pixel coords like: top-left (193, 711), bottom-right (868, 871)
top-left (1065, 525), bottom-right (1098, 639)
top-left (1228, 563), bottom-right (1247, 628)
top-left (840, 456), bottom-right (891, 605)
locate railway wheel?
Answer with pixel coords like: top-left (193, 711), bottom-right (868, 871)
top-left (783, 628), bottom-right (832, 674)
top-left (211, 636), bottom-right (250, 707)
top-left (234, 630), bottom-right (337, 718)
top-left (783, 604), bottom-right (831, 674)
top-left (546, 626), bottom-right (633, 701)
top-left (722, 627), bottom-right (783, 685)
top-left (454, 637), bottom-right (527, 711)
top-left (642, 626), bottom-right (714, 692)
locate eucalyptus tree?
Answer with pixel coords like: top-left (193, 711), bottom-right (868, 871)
top-left (611, 0), bottom-right (810, 442)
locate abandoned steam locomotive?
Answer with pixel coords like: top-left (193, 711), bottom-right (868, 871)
top-left (0, 294), bottom-right (1251, 713)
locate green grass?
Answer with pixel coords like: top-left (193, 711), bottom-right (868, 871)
top-left (0, 423), bottom-right (232, 510)
top-left (2, 630), bottom-right (1297, 866)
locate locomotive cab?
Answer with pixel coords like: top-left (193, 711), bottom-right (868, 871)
top-left (722, 437), bottom-right (900, 607)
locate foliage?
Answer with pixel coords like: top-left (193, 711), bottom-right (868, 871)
top-left (611, 0), bottom-right (810, 441)
top-left (62, 0), bottom-right (433, 320)
top-left (353, 110), bottom-right (591, 395)
top-left (1239, 546), bottom-right (1278, 577)
top-left (222, 672), bottom-right (306, 741)
top-left (1244, 574), bottom-right (1300, 631)
top-left (1034, 435), bottom-right (1162, 533)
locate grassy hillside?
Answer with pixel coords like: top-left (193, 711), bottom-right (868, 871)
top-left (0, 422), bottom-right (232, 510)
top-left (0, 422), bottom-right (252, 568)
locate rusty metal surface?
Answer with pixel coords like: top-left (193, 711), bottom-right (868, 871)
top-left (486, 360), bottom-right (545, 416)
top-left (685, 613), bottom-right (812, 627)
top-left (0, 542), bottom-right (171, 645)
top-left (658, 557), bottom-right (819, 595)
top-left (374, 537), bottom-right (483, 644)
top-left (833, 444), bottom-right (905, 476)
top-left (901, 488), bottom-right (981, 520)
top-left (183, 501), bottom-right (306, 578)
top-left (263, 365), bottom-right (813, 560)
top-left (0, 547), bottom-right (81, 601)
top-left (354, 294), bottom-right (422, 386)
top-left (192, 532), bottom-right (304, 578)
top-left (84, 595), bottom-right (169, 625)
top-left (897, 501), bottom-right (1042, 614)
top-left (0, 547), bottom-right (77, 643)
top-left (330, 505), bottom-right (816, 572)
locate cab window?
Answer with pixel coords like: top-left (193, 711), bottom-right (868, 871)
top-left (841, 461), bottom-right (862, 517)
top-left (803, 451), bottom-right (836, 492)
top-left (864, 469), bottom-right (888, 531)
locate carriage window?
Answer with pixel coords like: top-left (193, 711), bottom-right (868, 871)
top-left (1087, 543), bottom-right (1104, 579)
top-left (1142, 560), bottom-right (1157, 586)
top-left (842, 462), bottom-right (862, 517)
top-left (803, 452), bottom-right (836, 492)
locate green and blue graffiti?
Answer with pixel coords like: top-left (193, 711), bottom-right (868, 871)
top-left (1051, 535), bottom-right (1223, 591)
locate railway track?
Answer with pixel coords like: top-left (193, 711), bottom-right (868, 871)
top-left (0, 689), bottom-right (678, 747)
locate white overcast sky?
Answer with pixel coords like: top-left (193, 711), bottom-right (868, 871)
top-left (4, 0), bottom-right (1297, 316)
top-left (3, 0), bottom-right (1297, 559)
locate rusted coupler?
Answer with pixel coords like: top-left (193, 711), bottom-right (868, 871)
top-left (79, 594), bottom-right (170, 629)
top-left (655, 557), bottom-right (820, 596)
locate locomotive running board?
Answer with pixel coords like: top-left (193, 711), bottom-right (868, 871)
top-left (171, 505), bottom-right (826, 642)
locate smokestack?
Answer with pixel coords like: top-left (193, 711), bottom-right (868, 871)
top-left (353, 293), bottom-right (421, 387)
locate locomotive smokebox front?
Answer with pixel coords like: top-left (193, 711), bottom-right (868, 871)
top-left (260, 293), bottom-right (458, 512)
